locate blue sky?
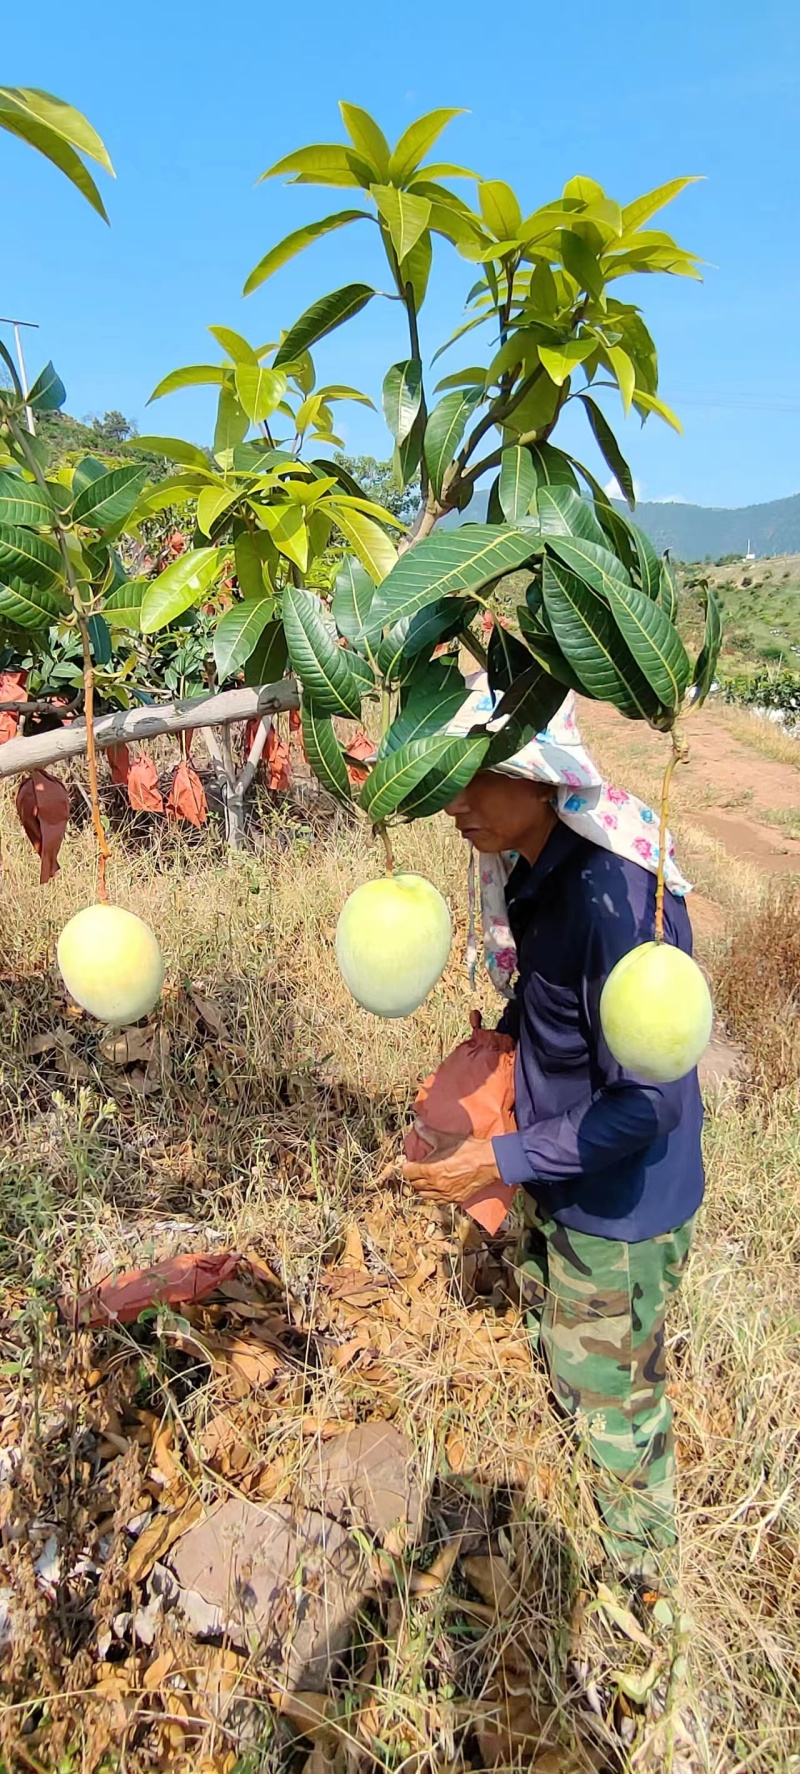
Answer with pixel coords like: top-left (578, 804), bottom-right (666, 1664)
top-left (2, 0), bottom-right (798, 509)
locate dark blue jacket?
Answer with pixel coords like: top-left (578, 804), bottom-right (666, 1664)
top-left (491, 823), bottom-right (705, 1241)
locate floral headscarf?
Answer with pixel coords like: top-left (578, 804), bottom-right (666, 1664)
top-left (447, 677), bottom-right (690, 998)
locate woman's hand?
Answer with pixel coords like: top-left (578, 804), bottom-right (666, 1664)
top-left (403, 1134), bottom-right (501, 1205)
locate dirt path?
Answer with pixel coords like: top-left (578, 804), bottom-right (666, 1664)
top-left (581, 701), bottom-right (800, 873)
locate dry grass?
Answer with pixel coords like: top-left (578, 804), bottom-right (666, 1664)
top-left (717, 708), bottom-right (800, 770)
top-left (714, 880), bottom-right (800, 1095)
top-left (0, 773), bottom-right (799, 1772)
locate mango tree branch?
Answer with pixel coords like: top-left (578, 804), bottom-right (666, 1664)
top-left (0, 681), bottom-right (300, 779)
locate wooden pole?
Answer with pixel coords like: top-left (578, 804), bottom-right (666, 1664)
top-left (0, 681), bottom-right (300, 780)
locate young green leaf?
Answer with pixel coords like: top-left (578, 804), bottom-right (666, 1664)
top-left (135, 436), bottom-right (213, 472)
top-left (478, 180), bottom-right (522, 241)
top-left (213, 595), bottom-right (276, 678)
top-left (388, 109), bottom-right (466, 184)
top-left (621, 177), bottom-right (701, 234)
top-left (372, 186), bottom-right (432, 263)
top-left (283, 584), bottom-right (365, 717)
top-left (103, 578), bottom-right (146, 630)
top-left (213, 382), bottom-right (249, 458)
top-left (382, 360), bottom-right (423, 445)
top-left (140, 547), bottom-right (224, 633)
top-left (537, 338), bottom-right (596, 387)
top-left (258, 143), bottom-right (370, 188)
top-left (301, 700), bottom-right (353, 803)
top-left (0, 95), bottom-right (111, 220)
top-left (274, 285), bottom-right (375, 369)
top-left (244, 212), bottom-right (371, 296)
top-left (339, 103), bottom-right (392, 178)
top-left (328, 503), bottom-right (397, 584)
top-left (234, 364), bottom-right (287, 424)
top-left (207, 326), bottom-right (259, 365)
top-left (149, 364), bottom-right (227, 402)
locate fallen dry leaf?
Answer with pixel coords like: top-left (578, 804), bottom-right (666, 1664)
top-left (269, 1687), bottom-right (338, 1741)
top-left (142, 1648), bottom-right (175, 1691)
top-left (462, 1552), bottom-right (518, 1614)
top-left (126, 1497), bottom-right (203, 1585)
top-left (99, 1026), bottom-right (156, 1068)
top-left (340, 1222), bottom-right (366, 1272)
top-left (186, 987), bottom-right (232, 1042)
top-left (205, 1331), bottom-right (283, 1393)
top-left (595, 1582), bottom-right (655, 1651)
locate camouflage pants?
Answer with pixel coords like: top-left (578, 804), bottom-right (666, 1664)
top-left (514, 1195), bottom-right (695, 1577)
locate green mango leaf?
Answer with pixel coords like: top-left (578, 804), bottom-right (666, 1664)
top-left (399, 230), bottom-right (433, 310)
top-left (340, 103), bottom-right (391, 178)
top-left (0, 471), bottom-right (53, 528)
top-left (631, 389), bottom-right (683, 434)
top-left (393, 409), bottom-right (424, 490)
top-left (258, 142), bottom-right (371, 188)
top-left (213, 595), bottom-right (276, 678)
top-left (692, 583), bottom-right (723, 707)
top-left (560, 229), bottom-right (604, 299)
top-left (195, 486), bottom-right (240, 537)
top-left (621, 176), bottom-right (701, 233)
top-left (487, 624), bottom-right (534, 695)
top-left (135, 436), bottom-right (212, 472)
top-left (0, 98), bottom-right (111, 219)
top-left (382, 359), bottom-right (423, 445)
top-left (329, 502), bottom-right (397, 584)
top-left (0, 525), bottom-right (63, 589)
top-left (478, 180), bottom-right (522, 241)
top-left (538, 338), bottom-right (596, 387)
top-left (103, 578), bottom-right (146, 630)
top-left (372, 185), bottom-right (432, 263)
top-left (518, 602), bottom-right (588, 693)
top-left (0, 85), bottom-right (112, 167)
top-left (0, 566), bottom-right (68, 628)
top-left (301, 700), bottom-right (352, 803)
top-left (626, 520), bottom-right (662, 600)
top-left (207, 326), bottom-right (259, 364)
top-left (397, 733), bottom-right (491, 820)
top-left (213, 382), bottom-right (249, 458)
top-left (423, 388), bottom-right (482, 499)
top-left (243, 619), bottom-right (288, 687)
top-left (535, 485), bottom-right (609, 547)
top-left (527, 443), bottom-right (580, 493)
top-left (545, 533), bottom-right (631, 601)
top-left (378, 658), bottom-right (465, 757)
top-left (71, 464), bottom-right (149, 530)
top-left (434, 366), bottom-right (487, 393)
top-left (377, 597), bottom-right (473, 681)
top-left (359, 733), bottom-right (457, 821)
top-left (366, 526), bottom-right (536, 638)
top-left (542, 557), bottom-right (660, 718)
top-left (499, 446), bottom-right (537, 522)
top-left (87, 612), bottom-right (112, 665)
top-left (283, 585), bottom-right (364, 718)
top-left (657, 556), bottom-right (678, 623)
top-left (26, 361), bottom-right (66, 412)
top-left (274, 285), bottom-right (375, 369)
top-left (140, 547), bottom-right (224, 633)
top-left (577, 393), bottom-right (635, 509)
top-left (149, 364), bottom-right (227, 402)
top-left (261, 503), bottom-right (309, 572)
top-left (234, 364), bottom-right (288, 424)
top-left (481, 664), bottom-right (566, 761)
top-left (604, 578), bottom-right (691, 712)
top-left (234, 529), bottom-right (275, 601)
top-left (388, 109), bottom-right (466, 183)
top-left (332, 556), bottom-right (376, 642)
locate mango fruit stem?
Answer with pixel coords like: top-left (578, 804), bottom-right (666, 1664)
top-left (655, 724), bottom-right (689, 943)
top-left (77, 613), bottom-right (111, 904)
top-left (374, 821), bottom-right (395, 875)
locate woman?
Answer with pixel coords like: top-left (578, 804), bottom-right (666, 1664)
top-left (404, 684), bottom-right (704, 1581)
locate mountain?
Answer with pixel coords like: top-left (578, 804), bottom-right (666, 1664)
top-left (447, 487), bottom-right (800, 561)
top-left (615, 494), bottom-right (800, 561)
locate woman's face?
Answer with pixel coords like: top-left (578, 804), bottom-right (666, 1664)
top-left (445, 771), bottom-right (556, 858)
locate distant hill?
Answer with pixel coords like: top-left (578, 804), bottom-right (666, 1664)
top-left (615, 493), bottom-right (800, 561)
top-left (448, 486), bottom-right (800, 562)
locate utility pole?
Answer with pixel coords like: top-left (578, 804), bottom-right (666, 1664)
top-left (0, 316), bottom-right (39, 434)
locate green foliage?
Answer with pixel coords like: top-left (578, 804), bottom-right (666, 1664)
top-left (0, 86), bottom-right (114, 219)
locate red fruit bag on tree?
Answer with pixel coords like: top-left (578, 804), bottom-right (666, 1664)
top-left (404, 1010), bottom-right (517, 1234)
top-left (166, 759), bottom-right (208, 826)
top-left (16, 770), bottom-right (70, 883)
top-left (107, 742), bottom-right (131, 786)
top-left (264, 724), bottom-right (292, 791)
top-left (127, 753), bottom-right (165, 813)
top-left (0, 669), bottom-right (28, 745)
top-left (345, 730), bottom-right (376, 786)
